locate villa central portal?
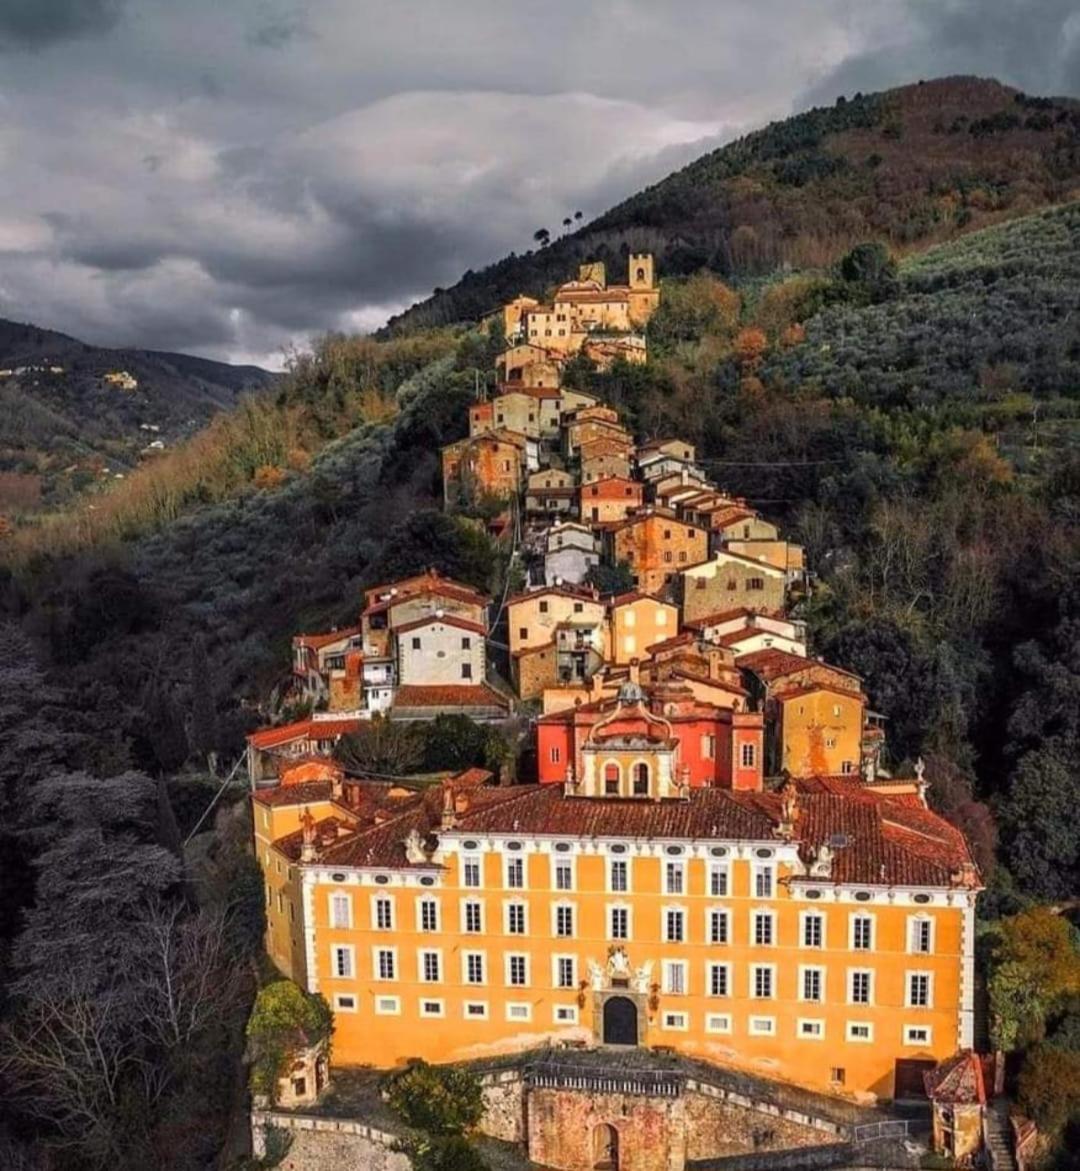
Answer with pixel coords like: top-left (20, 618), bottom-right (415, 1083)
top-left (602, 996), bottom-right (638, 1046)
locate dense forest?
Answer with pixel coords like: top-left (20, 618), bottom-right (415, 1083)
top-left (385, 76), bottom-right (1080, 335)
top-left (3, 83), bottom-right (1080, 1168)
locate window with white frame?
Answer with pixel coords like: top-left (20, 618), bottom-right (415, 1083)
top-left (664, 860), bottom-right (685, 894)
top-left (331, 945), bottom-right (354, 979)
top-left (554, 1005), bottom-right (578, 1024)
top-left (375, 948), bottom-right (396, 981)
top-left (464, 952), bottom-right (485, 985)
top-left (506, 1002), bottom-right (531, 1022)
top-left (751, 965), bottom-right (774, 999)
top-left (903, 1025), bottom-right (932, 1046)
top-left (753, 910), bottom-right (775, 946)
top-left (741, 742), bottom-right (756, 768)
top-left (374, 996), bottom-right (400, 1015)
top-left (663, 960), bottom-right (687, 995)
top-left (419, 951), bottom-right (441, 983)
top-left (554, 904), bottom-right (575, 938)
top-left (908, 916), bottom-right (933, 954)
top-left (463, 856), bottom-right (482, 887)
top-left (846, 1021), bottom-right (874, 1043)
top-left (706, 1013), bottom-right (732, 1034)
top-left (609, 858), bottom-right (629, 892)
top-left (753, 864), bottom-right (774, 898)
top-left (506, 902), bottom-right (527, 935)
top-left (419, 999), bottom-right (444, 1018)
top-left (707, 963), bottom-right (730, 997)
top-left (609, 905), bottom-right (630, 940)
top-left (506, 954), bottom-right (528, 987)
top-left (708, 908), bottom-right (730, 944)
top-left (798, 1018), bottom-right (824, 1039)
top-left (554, 956), bottom-right (576, 989)
top-left (463, 900), bottom-right (483, 933)
top-left (849, 969), bottom-right (873, 1005)
top-left (333, 994), bottom-right (357, 1012)
top-left (330, 892), bottom-right (352, 929)
top-left (418, 897), bottom-right (439, 933)
top-left (373, 896), bottom-right (394, 930)
top-left (708, 862), bottom-right (729, 897)
top-left (907, 972), bottom-right (932, 1008)
top-left (851, 913), bottom-right (874, 951)
top-left (553, 856), bottom-right (573, 891)
top-left (505, 857), bottom-right (525, 889)
top-left (664, 907), bottom-right (685, 943)
top-left (464, 1001), bottom-right (488, 1019)
top-left (662, 1011), bottom-right (688, 1031)
top-left (800, 966), bottom-right (825, 1003)
top-left (749, 1016), bottom-right (775, 1036)
top-left (801, 911), bottom-right (824, 949)
top-left (549, 745), bottom-right (561, 764)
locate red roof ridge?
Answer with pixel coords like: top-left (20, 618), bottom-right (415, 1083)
top-left (393, 613), bottom-right (486, 636)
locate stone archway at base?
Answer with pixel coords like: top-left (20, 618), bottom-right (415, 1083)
top-left (602, 996), bottom-right (638, 1046)
top-left (592, 1122), bottom-right (619, 1170)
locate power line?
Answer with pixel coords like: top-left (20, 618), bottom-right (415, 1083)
top-left (696, 457), bottom-right (845, 467)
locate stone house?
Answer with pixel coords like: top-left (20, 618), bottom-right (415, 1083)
top-left (395, 613), bottom-right (486, 687)
top-left (580, 448), bottom-right (634, 483)
top-left (526, 467), bottom-right (577, 521)
top-left (685, 608), bottom-right (807, 657)
top-left (579, 475), bottom-right (644, 524)
top-left (507, 585), bottom-right (606, 658)
top-left (544, 523), bottom-right (600, 586)
top-left (606, 508), bottom-right (709, 597)
top-left (607, 591), bottom-right (679, 665)
top-left (441, 432), bottom-right (523, 507)
top-left (679, 550), bottom-right (787, 621)
top-left (925, 1051), bottom-right (988, 1163)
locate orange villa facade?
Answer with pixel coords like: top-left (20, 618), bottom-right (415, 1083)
top-left (254, 762), bottom-right (980, 1101)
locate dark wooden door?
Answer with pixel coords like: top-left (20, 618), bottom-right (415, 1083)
top-left (603, 996), bottom-right (637, 1046)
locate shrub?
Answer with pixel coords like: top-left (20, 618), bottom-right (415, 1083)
top-left (246, 981), bottom-right (332, 1101)
top-left (386, 1061), bottom-right (484, 1136)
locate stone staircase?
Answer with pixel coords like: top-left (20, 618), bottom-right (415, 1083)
top-left (985, 1099), bottom-right (1017, 1171)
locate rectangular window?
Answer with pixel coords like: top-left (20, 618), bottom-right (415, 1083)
top-left (903, 1025), bottom-right (932, 1046)
top-left (419, 898), bottom-right (438, 933)
top-left (801, 967), bottom-right (824, 1003)
top-left (754, 865), bottom-right (774, 899)
top-left (464, 952), bottom-right (485, 985)
top-left (662, 1011), bottom-right (688, 1031)
top-left (554, 858), bottom-right (573, 891)
top-left (461, 636), bottom-right (471, 650)
top-left (420, 951), bottom-right (440, 983)
top-left (741, 743), bottom-right (756, 768)
top-left (851, 914), bottom-right (874, 951)
top-left (754, 911), bottom-right (775, 947)
top-left (461, 663), bottom-right (473, 680)
top-left (798, 1019), bottom-right (824, 1039)
top-left (506, 1003), bottom-right (531, 1022)
top-left (752, 965), bottom-right (774, 999)
top-left (846, 1022), bottom-right (874, 1043)
top-left (706, 1013), bottom-right (732, 1034)
top-left (664, 861), bottom-right (685, 895)
top-left (376, 948), bottom-right (396, 981)
top-left (555, 905), bottom-right (574, 938)
top-left (463, 857), bottom-right (481, 888)
top-left (849, 970), bottom-right (873, 1005)
top-left (506, 857), bottom-right (524, 889)
top-left (708, 908), bottom-right (729, 945)
top-left (665, 908), bottom-right (685, 943)
top-left (330, 893), bottom-right (351, 929)
top-left (663, 961), bottom-right (687, 995)
top-left (830, 1067), bottom-right (846, 1086)
top-left (507, 954), bottom-right (528, 987)
top-left (801, 912), bottom-right (824, 949)
top-left (749, 1016), bottom-right (775, 1036)
top-left (411, 637), bottom-right (421, 650)
top-left (707, 963), bottom-right (730, 998)
top-left (334, 994), bottom-right (357, 1012)
top-left (549, 745), bottom-right (561, 764)
top-left (420, 999), bottom-right (444, 1018)
top-left (463, 900), bottom-right (483, 933)
top-left (907, 972), bottom-right (932, 1008)
top-left (375, 996), bottom-right (400, 1015)
top-left (554, 1005), bottom-right (579, 1024)
top-left (506, 903), bottom-right (526, 935)
top-left (332, 946), bottom-right (354, 979)
top-left (909, 917), bottom-right (933, 955)
top-left (610, 906), bottom-right (629, 940)
top-left (464, 1001), bottom-right (488, 1019)
top-left (374, 896), bottom-right (394, 930)
top-left (708, 864), bottom-right (729, 897)
top-left (555, 956), bottom-right (576, 989)
top-left (609, 859), bottom-right (629, 892)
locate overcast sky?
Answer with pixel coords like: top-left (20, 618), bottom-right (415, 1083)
top-left (0, 0), bottom-right (1078, 367)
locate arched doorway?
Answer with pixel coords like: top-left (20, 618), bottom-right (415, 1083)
top-left (592, 1123), bottom-right (619, 1170)
top-left (602, 996), bottom-right (637, 1046)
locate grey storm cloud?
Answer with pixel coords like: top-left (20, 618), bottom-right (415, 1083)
top-left (0, 0), bottom-right (1076, 367)
top-left (0, 0), bottom-right (125, 48)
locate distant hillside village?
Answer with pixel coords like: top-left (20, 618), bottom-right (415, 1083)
top-left (245, 256), bottom-right (987, 1170)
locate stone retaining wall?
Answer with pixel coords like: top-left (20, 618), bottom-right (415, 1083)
top-left (250, 1109), bottom-right (409, 1171)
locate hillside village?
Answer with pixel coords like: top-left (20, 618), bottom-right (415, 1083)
top-left (242, 256), bottom-right (1000, 1170)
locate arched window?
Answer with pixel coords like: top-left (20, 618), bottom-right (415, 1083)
top-left (604, 762), bottom-right (620, 796)
top-left (632, 763), bottom-right (649, 796)
top-left (636, 267), bottom-right (646, 282)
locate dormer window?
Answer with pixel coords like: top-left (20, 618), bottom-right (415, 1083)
top-left (632, 763), bottom-right (649, 796)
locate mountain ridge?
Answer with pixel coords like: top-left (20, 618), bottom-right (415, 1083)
top-left (383, 75), bottom-right (1080, 336)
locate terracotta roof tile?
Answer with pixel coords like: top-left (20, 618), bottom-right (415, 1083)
top-left (293, 626), bottom-right (361, 650)
top-left (392, 684), bottom-right (509, 709)
top-left (393, 614), bottom-right (487, 637)
top-left (247, 717), bottom-right (362, 750)
top-left (253, 779), bottom-right (335, 807)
